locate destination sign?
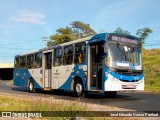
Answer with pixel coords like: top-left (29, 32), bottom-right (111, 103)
top-left (107, 34), bottom-right (138, 44)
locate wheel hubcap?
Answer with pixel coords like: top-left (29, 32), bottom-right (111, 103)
top-left (29, 83), bottom-right (33, 91)
top-left (76, 83), bottom-right (82, 93)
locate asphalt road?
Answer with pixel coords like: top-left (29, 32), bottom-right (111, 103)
top-left (0, 80), bottom-right (160, 111)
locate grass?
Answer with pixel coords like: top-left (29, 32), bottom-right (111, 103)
top-left (0, 95), bottom-right (85, 111)
top-left (142, 48), bottom-right (160, 92)
top-left (0, 95), bottom-right (141, 120)
top-left (0, 95), bottom-right (86, 120)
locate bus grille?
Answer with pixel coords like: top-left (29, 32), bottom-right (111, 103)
top-left (116, 72), bottom-right (142, 76)
top-left (120, 79), bottom-right (139, 82)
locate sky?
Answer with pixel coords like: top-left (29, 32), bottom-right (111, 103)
top-left (0, 0), bottom-right (160, 63)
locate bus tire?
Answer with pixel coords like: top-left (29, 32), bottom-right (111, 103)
top-left (29, 80), bottom-right (35, 93)
top-left (104, 91), bottom-right (117, 97)
top-left (73, 80), bottom-right (84, 97)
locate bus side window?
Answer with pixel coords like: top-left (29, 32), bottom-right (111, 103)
top-left (15, 57), bottom-right (19, 70)
top-left (34, 52), bottom-right (42, 68)
top-left (19, 56), bottom-right (26, 69)
top-left (63, 46), bottom-right (73, 65)
top-left (54, 48), bottom-right (62, 66)
top-left (26, 54), bottom-right (34, 69)
top-left (74, 43), bottom-right (86, 64)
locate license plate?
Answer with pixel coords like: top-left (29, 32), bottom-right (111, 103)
top-left (127, 85), bottom-right (134, 88)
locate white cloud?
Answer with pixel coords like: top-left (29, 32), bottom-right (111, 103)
top-left (11, 10), bottom-right (47, 24)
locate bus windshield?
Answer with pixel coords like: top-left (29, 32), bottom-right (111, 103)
top-left (105, 43), bottom-right (142, 70)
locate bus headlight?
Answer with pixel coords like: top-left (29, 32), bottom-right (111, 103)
top-left (105, 72), bottom-right (108, 76)
top-left (108, 73), bottom-right (119, 82)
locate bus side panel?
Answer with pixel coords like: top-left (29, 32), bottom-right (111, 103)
top-left (13, 69), bottom-right (22, 86)
top-left (13, 69), bottom-right (29, 87)
top-left (13, 68), bottom-right (42, 89)
top-left (28, 68), bottom-right (43, 89)
top-left (52, 65), bottom-right (66, 89)
top-left (52, 64), bottom-right (87, 91)
top-left (72, 64), bottom-right (87, 90)
top-left (52, 65), bottom-right (75, 90)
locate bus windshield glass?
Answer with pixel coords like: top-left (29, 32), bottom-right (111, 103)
top-left (105, 43), bottom-right (142, 70)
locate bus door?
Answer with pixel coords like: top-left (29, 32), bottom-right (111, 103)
top-left (43, 52), bottom-right (52, 89)
top-left (88, 43), bottom-right (103, 90)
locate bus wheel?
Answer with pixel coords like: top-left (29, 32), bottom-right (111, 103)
top-left (104, 91), bottom-right (117, 97)
top-left (74, 80), bottom-right (84, 97)
top-left (29, 81), bottom-right (35, 93)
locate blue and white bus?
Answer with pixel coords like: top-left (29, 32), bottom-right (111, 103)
top-left (13, 33), bottom-right (144, 97)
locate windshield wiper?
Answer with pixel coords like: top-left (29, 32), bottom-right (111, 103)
top-left (131, 48), bottom-right (135, 63)
top-left (116, 44), bottom-right (128, 61)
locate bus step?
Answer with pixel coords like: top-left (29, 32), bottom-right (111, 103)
top-left (89, 90), bottom-right (103, 92)
top-left (44, 87), bottom-right (52, 91)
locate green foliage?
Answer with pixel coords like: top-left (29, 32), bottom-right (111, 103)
top-left (136, 27), bottom-right (153, 45)
top-left (142, 49), bottom-right (160, 92)
top-left (56, 27), bottom-right (73, 34)
top-left (114, 27), bottom-right (130, 35)
top-left (50, 33), bottom-right (76, 45)
top-left (49, 21), bottom-right (96, 46)
top-left (47, 40), bottom-right (57, 46)
top-left (50, 27), bottom-right (76, 45)
top-left (71, 21), bottom-right (96, 38)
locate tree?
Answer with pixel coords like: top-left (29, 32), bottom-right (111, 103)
top-left (136, 27), bottom-right (153, 45)
top-left (114, 27), bottom-right (130, 35)
top-left (71, 21), bottom-right (96, 39)
top-left (47, 40), bottom-right (57, 46)
top-left (49, 21), bottom-right (96, 46)
top-left (56, 27), bottom-right (73, 34)
top-left (50, 27), bottom-right (76, 45)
